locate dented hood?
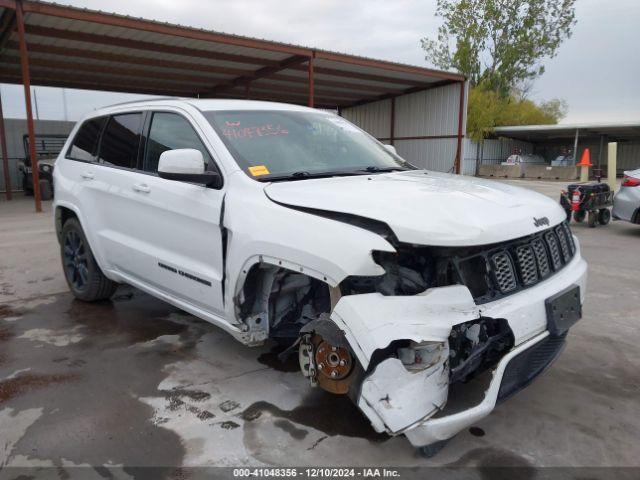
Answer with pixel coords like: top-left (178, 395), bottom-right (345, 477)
top-left (264, 170), bottom-right (566, 246)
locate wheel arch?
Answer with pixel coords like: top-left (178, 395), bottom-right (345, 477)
top-left (55, 204), bottom-right (80, 244)
top-left (54, 202), bottom-right (110, 276)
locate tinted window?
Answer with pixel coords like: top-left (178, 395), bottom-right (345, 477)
top-left (98, 113), bottom-right (143, 168)
top-left (67, 117), bottom-right (106, 161)
top-left (144, 112), bottom-right (213, 172)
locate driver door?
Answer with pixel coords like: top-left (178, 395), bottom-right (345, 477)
top-left (120, 111), bottom-right (226, 316)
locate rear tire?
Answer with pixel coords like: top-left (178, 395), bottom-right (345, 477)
top-left (598, 208), bottom-right (611, 225)
top-left (588, 211), bottom-right (598, 228)
top-left (39, 179), bottom-right (53, 201)
top-left (61, 218), bottom-right (117, 301)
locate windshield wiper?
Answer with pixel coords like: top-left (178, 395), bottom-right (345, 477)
top-left (258, 170), bottom-right (365, 182)
top-left (357, 166), bottom-right (409, 173)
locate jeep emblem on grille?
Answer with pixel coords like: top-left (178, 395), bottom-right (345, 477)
top-left (533, 216), bottom-right (550, 227)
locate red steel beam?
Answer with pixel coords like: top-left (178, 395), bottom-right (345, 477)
top-left (271, 73), bottom-right (402, 95)
top-left (315, 50), bottom-right (465, 82)
top-left (25, 25), bottom-right (279, 67)
top-left (2, 56), bottom-right (227, 87)
top-left (15, 0), bottom-right (41, 212)
top-left (0, 73), bottom-right (198, 97)
top-left (4, 41), bottom-right (253, 77)
top-left (20, 0), bottom-right (312, 57)
top-left (454, 81), bottom-right (466, 174)
top-left (308, 55), bottom-right (314, 108)
top-left (291, 64), bottom-right (427, 87)
top-left (204, 54), bottom-right (309, 96)
top-left (0, 88), bottom-right (11, 200)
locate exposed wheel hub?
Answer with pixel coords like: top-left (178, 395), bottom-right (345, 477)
top-left (316, 340), bottom-right (352, 380)
top-left (299, 333), bottom-right (356, 394)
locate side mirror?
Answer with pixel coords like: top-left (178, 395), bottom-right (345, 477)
top-left (384, 144), bottom-right (397, 155)
top-left (158, 149), bottom-right (222, 188)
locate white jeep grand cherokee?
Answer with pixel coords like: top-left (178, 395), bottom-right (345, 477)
top-left (53, 99), bottom-right (587, 455)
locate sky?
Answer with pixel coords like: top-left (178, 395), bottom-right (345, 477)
top-left (1, 0), bottom-right (639, 124)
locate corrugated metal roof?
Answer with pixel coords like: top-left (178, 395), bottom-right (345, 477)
top-left (0, 0), bottom-right (464, 108)
top-left (495, 122), bottom-right (640, 141)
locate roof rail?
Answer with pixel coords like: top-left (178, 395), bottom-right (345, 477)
top-left (100, 96), bottom-right (185, 109)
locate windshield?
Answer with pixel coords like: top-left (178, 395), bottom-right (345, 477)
top-left (204, 110), bottom-right (414, 181)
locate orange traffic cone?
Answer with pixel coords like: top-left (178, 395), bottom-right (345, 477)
top-left (577, 148), bottom-right (592, 182)
top-left (577, 148), bottom-right (592, 167)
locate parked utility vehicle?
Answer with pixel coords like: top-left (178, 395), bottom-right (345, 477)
top-left (18, 134), bottom-right (67, 200)
top-left (53, 99), bottom-right (587, 455)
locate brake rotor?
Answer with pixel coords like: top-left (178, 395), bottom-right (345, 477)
top-left (312, 335), bottom-right (355, 394)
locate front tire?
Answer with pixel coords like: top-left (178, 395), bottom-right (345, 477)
top-left (61, 218), bottom-right (117, 301)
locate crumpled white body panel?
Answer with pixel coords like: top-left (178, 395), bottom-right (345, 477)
top-left (330, 286), bottom-right (479, 369)
top-left (358, 353), bottom-right (449, 434)
top-left (331, 248), bottom-right (587, 444)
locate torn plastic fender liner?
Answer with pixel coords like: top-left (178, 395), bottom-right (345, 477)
top-left (358, 348), bottom-right (449, 434)
top-left (329, 285), bottom-right (480, 369)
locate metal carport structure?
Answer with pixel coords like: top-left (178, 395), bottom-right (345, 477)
top-left (0, 0), bottom-right (466, 212)
top-left (494, 122), bottom-right (640, 174)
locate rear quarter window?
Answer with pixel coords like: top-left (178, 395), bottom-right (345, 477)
top-left (66, 117), bottom-right (107, 162)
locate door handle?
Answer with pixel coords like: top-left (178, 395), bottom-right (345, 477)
top-left (81, 172), bottom-right (94, 180)
top-left (132, 183), bottom-right (151, 193)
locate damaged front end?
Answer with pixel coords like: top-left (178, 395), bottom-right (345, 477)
top-left (296, 288), bottom-right (515, 440)
top-left (235, 221), bottom-right (584, 453)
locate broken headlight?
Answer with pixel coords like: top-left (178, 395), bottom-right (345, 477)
top-left (397, 341), bottom-right (447, 372)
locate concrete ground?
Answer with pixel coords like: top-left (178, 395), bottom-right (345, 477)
top-left (1, 182), bottom-right (639, 473)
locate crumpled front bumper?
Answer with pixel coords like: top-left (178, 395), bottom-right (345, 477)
top-left (330, 237), bottom-right (588, 448)
top-left (403, 330), bottom-right (561, 447)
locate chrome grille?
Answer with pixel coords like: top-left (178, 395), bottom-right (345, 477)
top-left (515, 245), bottom-right (538, 286)
top-left (531, 238), bottom-right (550, 278)
top-left (491, 252), bottom-right (517, 293)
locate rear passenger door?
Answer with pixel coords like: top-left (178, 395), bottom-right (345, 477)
top-left (85, 112), bottom-right (148, 279)
top-left (121, 111), bottom-right (226, 317)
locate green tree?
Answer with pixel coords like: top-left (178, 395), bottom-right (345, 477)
top-left (422, 0), bottom-right (576, 95)
top-left (466, 85), bottom-right (566, 141)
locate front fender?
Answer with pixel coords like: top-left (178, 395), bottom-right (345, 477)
top-left (223, 179), bottom-right (396, 318)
